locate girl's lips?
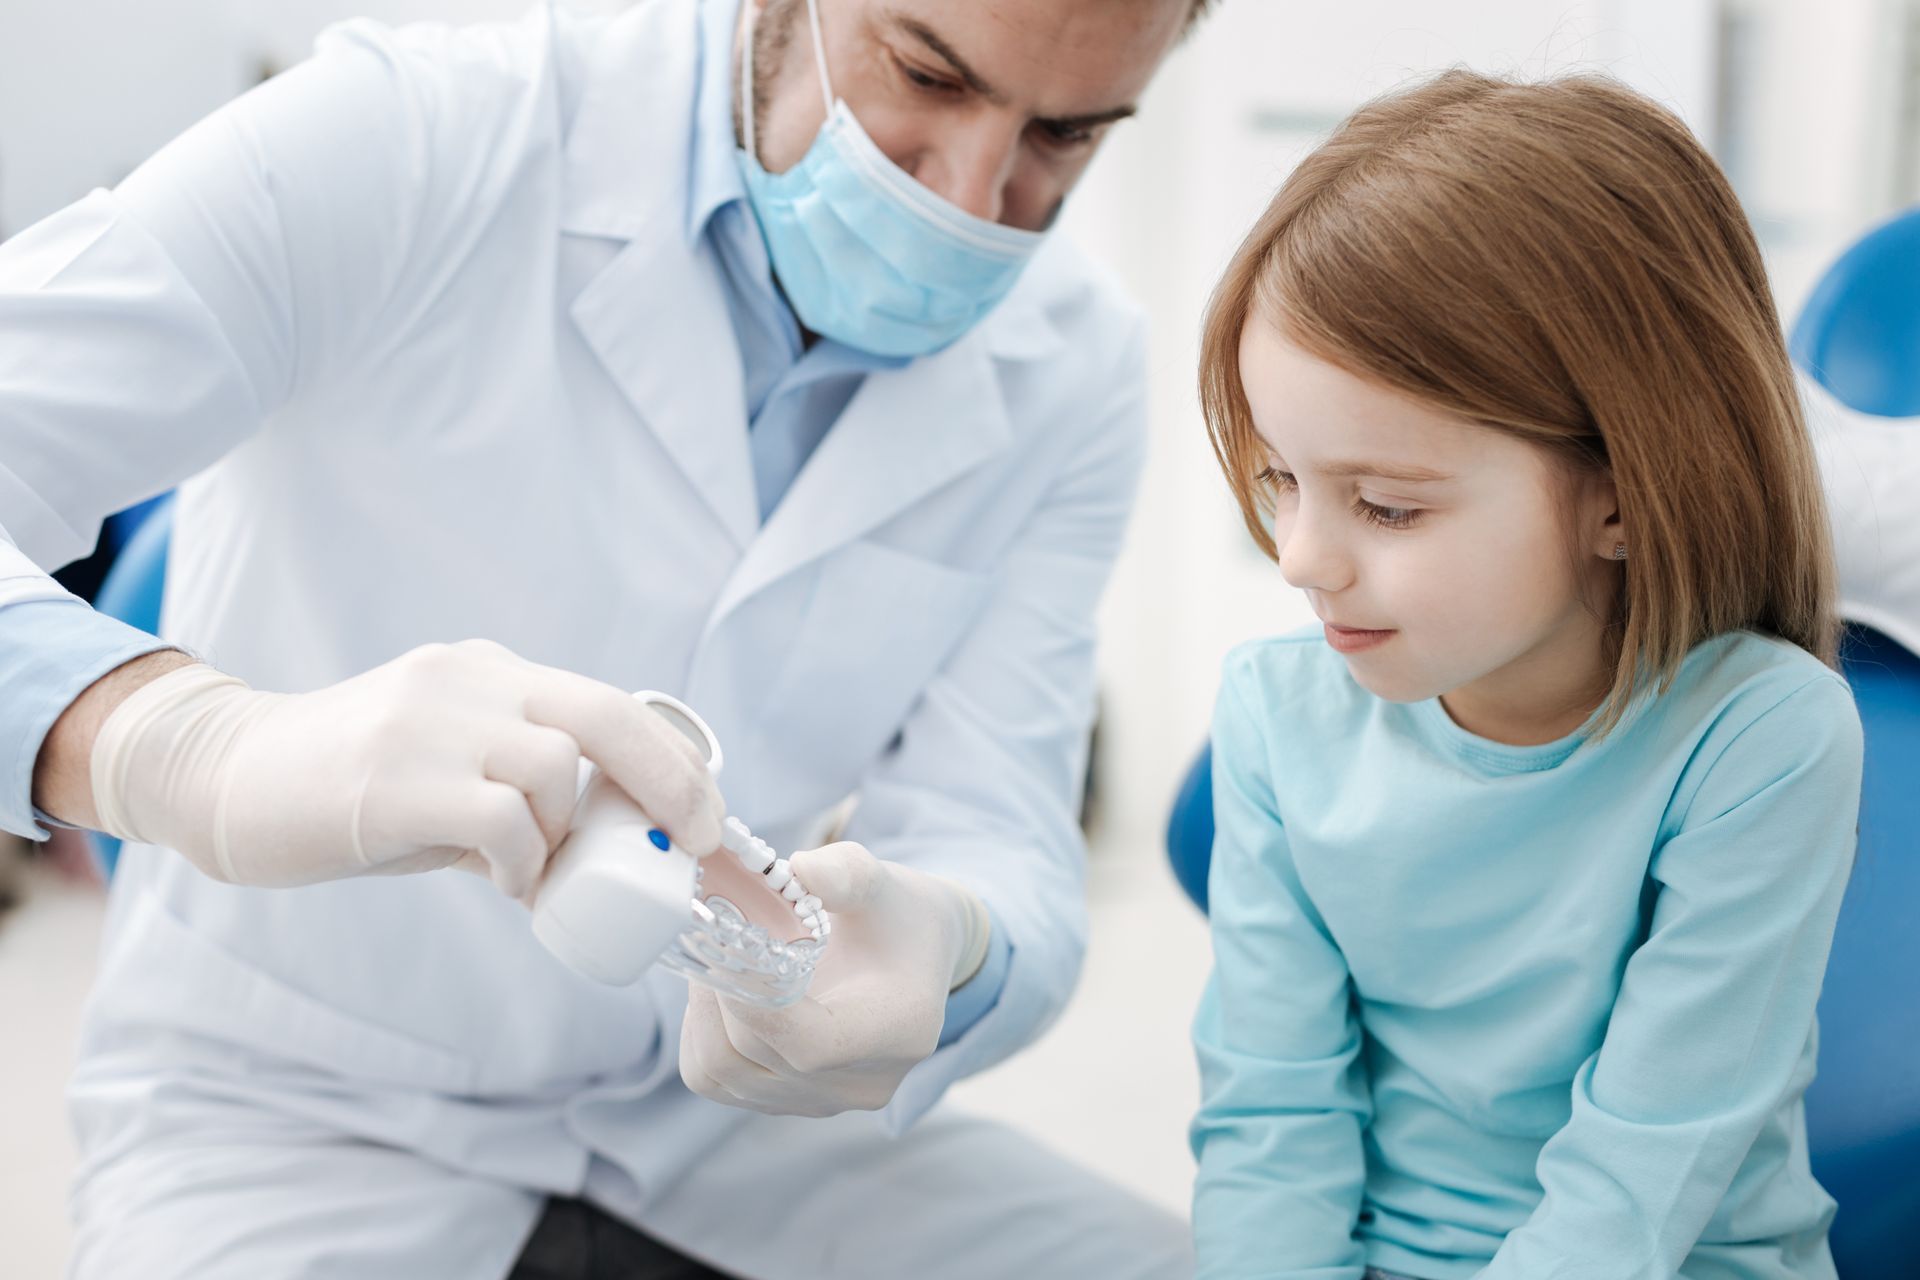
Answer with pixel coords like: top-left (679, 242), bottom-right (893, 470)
top-left (1323, 622), bottom-right (1396, 654)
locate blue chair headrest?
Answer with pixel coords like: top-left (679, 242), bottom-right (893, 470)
top-left (1790, 207), bottom-right (1920, 417)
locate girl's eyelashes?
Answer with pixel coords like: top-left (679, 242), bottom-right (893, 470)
top-left (1256, 465), bottom-right (1422, 530)
top-left (1356, 497), bottom-right (1421, 530)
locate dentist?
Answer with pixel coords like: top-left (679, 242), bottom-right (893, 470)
top-left (2, 0), bottom-right (1205, 1275)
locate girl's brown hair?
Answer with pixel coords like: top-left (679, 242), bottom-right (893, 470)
top-left (1200, 69), bottom-right (1839, 730)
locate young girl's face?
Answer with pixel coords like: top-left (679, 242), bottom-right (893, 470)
top-left (1238, 319), bottom-right (1621, 742)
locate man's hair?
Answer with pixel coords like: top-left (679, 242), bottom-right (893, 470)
top-left (1199, 69), bottom-right (1838, 733)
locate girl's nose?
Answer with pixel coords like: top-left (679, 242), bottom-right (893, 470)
top-left (1276, 510), bottom-right (1353, 594)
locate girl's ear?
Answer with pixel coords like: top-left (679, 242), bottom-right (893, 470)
top-left (1576, 469), bottom-right (1623, 561)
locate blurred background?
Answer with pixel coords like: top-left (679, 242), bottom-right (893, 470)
top-left (3, 0), bottom-right (1918, 1271)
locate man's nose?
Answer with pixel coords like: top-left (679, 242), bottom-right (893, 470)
top-left (904, 125), bottom-right (1019, 224)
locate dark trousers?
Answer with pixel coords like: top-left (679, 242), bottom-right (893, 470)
top-left (508, 1197), bottom-right (741, 1280)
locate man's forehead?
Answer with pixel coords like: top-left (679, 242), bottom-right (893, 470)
top-left (868, 0), bottom-right (1189, 113)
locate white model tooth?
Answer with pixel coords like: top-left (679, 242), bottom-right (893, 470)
top-left (720, 817), bottom-right (755, 856)
top-left (797, 895), bottom-right (822, 916)
top-left (765, 860), bottom-right (793, 891)
top-left (736, 839), bottom-right (775, 874)
top-left (782, 878), bottom-right (806, 902)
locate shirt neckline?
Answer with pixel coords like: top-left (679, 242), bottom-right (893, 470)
top-left (1408, 694), bottom-right (1595, 775)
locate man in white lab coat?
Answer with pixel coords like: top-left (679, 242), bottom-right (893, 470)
top-left (0, 0), bottom-right (1204, 1276)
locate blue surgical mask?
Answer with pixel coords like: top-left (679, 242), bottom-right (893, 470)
top-left (735, 0), bottom-right (1045, 358)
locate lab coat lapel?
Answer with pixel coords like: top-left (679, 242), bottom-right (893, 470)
top-left (709, 334), bottom-right (1013, 625)
top-left (569, 239), bottom-right (756, 550)
top-left (559, 0), bottom-right (757, 550)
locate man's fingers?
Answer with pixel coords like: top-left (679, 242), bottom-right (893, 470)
top-left (443, 780), bottom-right (549, 900)
top-left (718, 991), bottom-right (864, 1078)
top-left (440, 849), bottom-right (494, 882)
top-left (484, 725), bottom-right (583, 851)
top-left (681, 987), bottom-right (780, 1104)
top-left (713, 994), bottom-right (831, 1075)
top-left (789, 843), bottom-right (885, 914)
top-left (683, 985), bottom-right (782, 1088)
top-left (684, 988), bottom-right (858, 1116)
top-left (521, 670), bottom-right (723, 855)
top-left (679, 1044), bottom-right (755, 1111)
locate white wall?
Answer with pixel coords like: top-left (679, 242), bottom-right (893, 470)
top-left (1719, 0), bottom-right (1918, 311)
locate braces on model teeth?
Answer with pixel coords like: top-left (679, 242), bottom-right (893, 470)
top-left (715, 817), bottom-right (832, 942)
top-left (652, 816), bottom-right (832, 1008)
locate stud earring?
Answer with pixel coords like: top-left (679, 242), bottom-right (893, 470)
top-left (1611, 542), bottom-right (1628, 560)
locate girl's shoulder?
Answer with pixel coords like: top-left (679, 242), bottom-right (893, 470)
top-left (1658, 630), bottom-right (1862, 831)
top-left (1669, 630), bottom-right (1854, 731)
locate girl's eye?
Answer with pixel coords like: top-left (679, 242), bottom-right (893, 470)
top-left (1255, 466), bottom-right (1298, 491)
top-left (1356, 497), bottom-right (1420, 530)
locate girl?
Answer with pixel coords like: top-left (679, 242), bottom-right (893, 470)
top-left (1190, 71), bottom-right (1862, 1280)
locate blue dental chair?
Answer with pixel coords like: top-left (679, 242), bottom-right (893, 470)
top-left (1790, 208), bottom-right (1920, 417)
top-left (1167, 206), bottom-right (1920, 1277)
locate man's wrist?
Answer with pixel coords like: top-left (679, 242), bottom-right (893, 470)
top-left (948, 883), bottom-right (992, 991)
top-left (32, 648), bottom-right (196, 828)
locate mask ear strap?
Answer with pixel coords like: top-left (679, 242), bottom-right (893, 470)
top-left (804, 0), bottom-right (835, 114)
top-left (740, 0), bottom-right (836, 162)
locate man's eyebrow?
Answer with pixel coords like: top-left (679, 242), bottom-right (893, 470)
top-left (893, 15), bottom-right (1005, 103)
top-left (1313, 460), bottom-right (1454, 483)
top-left (889, 12), bottom-right (1138, 130)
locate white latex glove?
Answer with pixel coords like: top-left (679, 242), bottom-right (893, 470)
top-left (89, 639), bottom-right (723, 899)
top-left (679, 841), bottom-right (993, 1117)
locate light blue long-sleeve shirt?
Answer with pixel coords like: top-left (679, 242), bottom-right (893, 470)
top-left (0, 0), bottom-right (1006, 1033)
top-left (0, 596), bottom-right (174, 839)
top-left (1193, 627), bottom-right (1862, 1280)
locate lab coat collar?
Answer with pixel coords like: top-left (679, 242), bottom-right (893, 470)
top-left (569, 228), bottom-right (760, 549)
top-left (687, 0), bottom-right (750, 245)
top-left (559, 0), bottom-right (744, 244)
top-left (709, 331), bottom-right (1016, 625)
top-left (708, 264), bottom-right (1078, 618)
top-left (559, 0), bottom-right (703, 241)
top-left (561, 0), bottom-right (757, 547)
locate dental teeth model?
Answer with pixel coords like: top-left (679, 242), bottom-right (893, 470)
top-left (653, 816), bottom-right (830, 1008)
top-left (531, 694), bottom-right (828, 1009)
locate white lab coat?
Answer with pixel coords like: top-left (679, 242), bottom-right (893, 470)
top-left (0, 1), bottom-right (1166, 1275)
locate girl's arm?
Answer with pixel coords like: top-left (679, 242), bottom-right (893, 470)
top-left (1192, 667), bottom-right (1372, 1280)
top-left (1482, 675), bottom-right (1863, 1279)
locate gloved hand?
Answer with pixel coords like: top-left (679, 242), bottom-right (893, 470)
top-left (88, 639), bottom-right (723, 899)
top-left (679, 841), bottom-right (993, 1117)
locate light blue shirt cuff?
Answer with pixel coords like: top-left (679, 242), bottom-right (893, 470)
top-left (1, 596), bottom-right (175, 841)
top-left (938, 904), bottom-right (1013, 1048)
